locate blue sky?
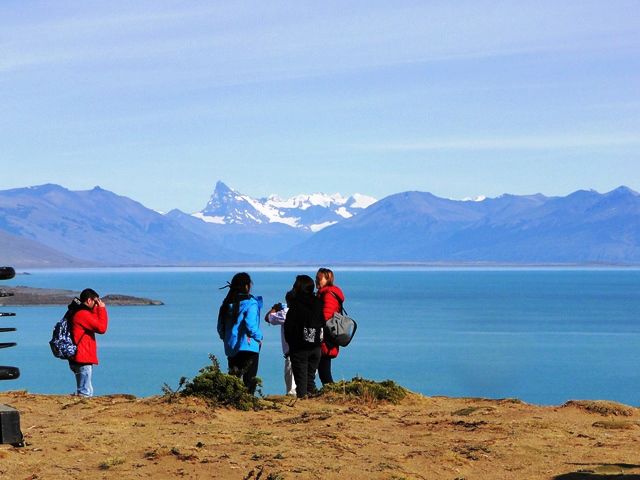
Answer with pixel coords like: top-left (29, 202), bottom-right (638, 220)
top-left (1, 1), bottom-right (638, 212)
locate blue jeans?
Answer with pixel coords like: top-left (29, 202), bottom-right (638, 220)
top-left (69, 361), bottom-right (93, 397)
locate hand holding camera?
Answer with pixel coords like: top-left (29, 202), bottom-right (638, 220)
top-left (271, 303), bottom-right (283, 312)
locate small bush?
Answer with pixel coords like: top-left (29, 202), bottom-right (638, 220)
top-left (321, 377), bottom-right (407, 404)
top-left (181, 354), bottom-right (261, 411)
top-left (161, 377), bottom-right (186, 403)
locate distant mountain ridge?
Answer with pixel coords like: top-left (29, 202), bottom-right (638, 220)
top-left (281, 186), bottom-right (640, 264)
top-left (0, 184), bottom-right (255, 265)
top-left (1, 182), bottom-right (639, 267)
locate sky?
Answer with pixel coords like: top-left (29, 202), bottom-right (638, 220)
top-left (1, 1), bottom-right (639, 212)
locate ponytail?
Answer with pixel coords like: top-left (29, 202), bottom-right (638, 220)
top-left (221, 272), bottom-right (252, 322)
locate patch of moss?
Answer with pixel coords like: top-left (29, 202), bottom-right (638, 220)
top-left (321, 377), bottom-right (408, 404)
top-left (181, 354), bottom-right (261, 411)
top-left (452, 406), bottom-right (497, 416)
top-left (564, 400), bottom-right (635, 417)
top-left (453, 407), bottom-right (481, 416)
top-left (592, 420), bottom-right (636, 430)
top-left (98, 457), bottom-right (125, 470)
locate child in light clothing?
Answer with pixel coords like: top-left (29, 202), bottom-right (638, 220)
top-left (265, 301), bottom-right (296, 396)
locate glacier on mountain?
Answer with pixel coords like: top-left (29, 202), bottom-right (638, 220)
top-left (194, 181), bottom-right (376, 231)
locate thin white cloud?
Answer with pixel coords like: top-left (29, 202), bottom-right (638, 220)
top-left (360, 134), bottom-right (640, 152)
top-left (1, 1), bottom-right (638, 84)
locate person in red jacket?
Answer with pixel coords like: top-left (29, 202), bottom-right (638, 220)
top-left (68, 288), bottom-right (108, 397)
top-left (315, 268), bottom-right (345, 385)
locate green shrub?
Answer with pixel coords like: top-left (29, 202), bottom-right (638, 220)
top-left (321, 376), bottom-right (407, 404)
top-left (180, 354), bottom-right (261, 411)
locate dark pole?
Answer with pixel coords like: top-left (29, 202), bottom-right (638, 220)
top-left (0, 266), bottom-right (24, 447)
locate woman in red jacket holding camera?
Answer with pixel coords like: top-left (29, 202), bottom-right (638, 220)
top-left (68, 288), bottom-right (109, 397)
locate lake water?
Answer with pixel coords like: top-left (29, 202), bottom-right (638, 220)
top-left (1, 268), bottom-right (638, 406)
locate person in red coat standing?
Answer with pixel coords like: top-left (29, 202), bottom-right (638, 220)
top-left (315, 268), bottom-right (345, 385)
top-left (68, 288), bottom-right (108, 397)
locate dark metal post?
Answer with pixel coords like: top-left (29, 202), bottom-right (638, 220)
top-left (0, 266), bottom-right (24, 446)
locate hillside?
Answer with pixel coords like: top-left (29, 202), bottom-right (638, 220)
top-left (0, 230), bottom-right (89, 268)
top-left (0, 184), bottom-right (256, 265)
top-left (0, 391), bottom-right (638, 479)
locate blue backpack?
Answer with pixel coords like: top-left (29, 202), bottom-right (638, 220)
top-left (49, 298), bottom-right (86, 360)
top-left (49, 315), bottom-right (78, 360)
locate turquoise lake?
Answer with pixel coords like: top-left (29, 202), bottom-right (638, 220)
top-left (1, 268), bottom-right (638, 406)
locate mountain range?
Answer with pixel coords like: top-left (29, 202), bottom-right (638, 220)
top-left (1, 182), bottom-right (639, 267)
top-left (284, 187), bottom-right (640, 264)
top-left (193, 181), bottom-right (376, 232)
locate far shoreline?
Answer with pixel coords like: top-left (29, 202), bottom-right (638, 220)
top-left (9, 263), bottom-right (640, 275)
top-left (0, 285), bottom-right (163, 306)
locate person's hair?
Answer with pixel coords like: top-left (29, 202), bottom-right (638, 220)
top-left (285, 289), bottom-right (295, 305)
top-left (293, 275), bottom-right (315, 297)
top-left (79, 288), bottom-right (99, 303)
top-left (222, 272), bottom-right (252, 321)
top-left (316, 267), bottom-right (334, 286)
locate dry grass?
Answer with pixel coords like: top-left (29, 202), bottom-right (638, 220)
top-left (0, 391), bottom-right (639, 479)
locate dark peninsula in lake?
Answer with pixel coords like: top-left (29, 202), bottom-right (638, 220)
top-left (0, 286), bottom-right (163, 306)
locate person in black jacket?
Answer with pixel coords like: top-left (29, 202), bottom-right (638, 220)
top-left (284, 275), bottom-right (324, 398)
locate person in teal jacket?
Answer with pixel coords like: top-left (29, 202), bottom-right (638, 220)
top-left (217, 272), bottom-right (263, 393)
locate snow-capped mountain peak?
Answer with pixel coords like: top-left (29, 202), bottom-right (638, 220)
top-left (462, 195), bottom-right (487, 202)
top-left (349, 193), bottom-right (377, 209)
top-left (195, 181), bottom-right (376, 231)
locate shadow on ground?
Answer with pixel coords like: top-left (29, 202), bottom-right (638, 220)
top-left (555, 463), bottom-right (640, 479)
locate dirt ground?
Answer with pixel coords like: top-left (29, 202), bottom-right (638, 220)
top-left (0, 391), bottom-right (639, 480)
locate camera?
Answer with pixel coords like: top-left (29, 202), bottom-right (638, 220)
top-left (272, 303), bottom-right (283, 312)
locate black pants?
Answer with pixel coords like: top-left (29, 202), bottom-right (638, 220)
top-left (289, 347), bottom-right (321, 398)
top-left (228, 351), bottom-right (260, 394)
top-left (318, 355), bottom-right (334, 385)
